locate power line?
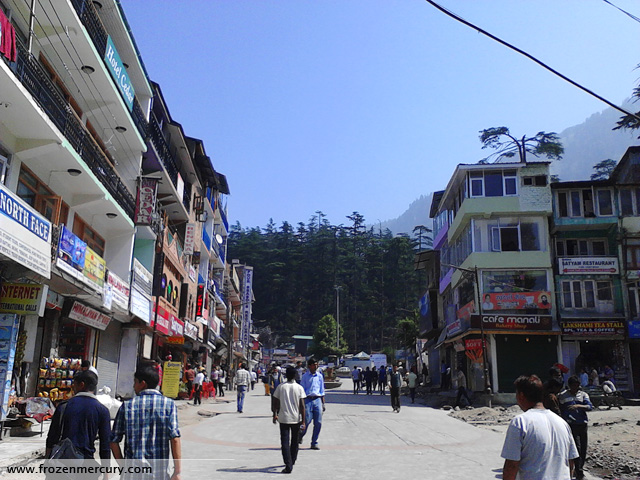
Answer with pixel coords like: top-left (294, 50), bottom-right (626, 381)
top-left (424, 0), bottom-right (640, 124)
top-left (602, 0), bottom-right (640, 24)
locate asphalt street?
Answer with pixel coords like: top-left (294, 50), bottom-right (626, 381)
top-left (180, 381), bottom-right (507, 479)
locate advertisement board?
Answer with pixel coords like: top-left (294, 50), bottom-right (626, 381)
top-left (161, 361), bottom-right (181, 399)
top-left (83, 247), bottom-right (106, 291)
top-left (0, 185), bottom-right (51, 278)
top-left (104, 35), bottom-right (135, 111)
top-left (0, 314), bottom-right (19, 421)
top-left (68, 301), bottom-right (111, 330)
top-left (471, 314), bottom-right (553, 331)
top-left (107, 271), bottom-right (130, 311)
top-left (558, 257), bottom-right (619, 275)
top-left (561, 320), bottom-right (625, 338)
top-left (151, 302), bottom-right (171, 335)
top-left (134, 177), bottom-right (158, 226)
top-left (56, 225), bottom-right (86, 277)
top-left (0, 283), bottom-right (48, 316)
top-left (241, 267), bottom-right (253, 346)
top-left (481, 292), bottom-right (551, 311)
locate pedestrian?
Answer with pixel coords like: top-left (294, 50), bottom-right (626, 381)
top-left (235, 363), bottom-right (251, 413)
top-left (272, 366), bottom-right (307, 474)
top-left (250, 369), bottom-right (257, 391)
top-left (184, 364), bottom-right (195, 400)
top-left (441, 361), bottom-right (450, 390)
top-left (45, 370), bottom-right (111, 476)
top-left (558, 375), bottom-right (593, 480)
top-left (372, 367), bottom-right (378, 391)
top-left (454, 367), bottom-right (472, 407)
top-left (298, 358), bottom-right (325, 450)
top-left (578, 368), bottom-right (589, 388)
top-left (378, 365), bottom-right (387, 395)
top-left (295, 361), bottom-right (305, 383)
top-left (422, 363), bottom-right (429, 385)
top-left (351, 366), bottom-right (360, 394)
top-left (364, 366), bottom-right (373, 395)
top-left (110, 361), bottom-right (182, 480)
top-left (542, 377), bottom-right (563, 416)
top-left (406, 368), bottom-right (418, 404)
top-left (193, 367), bottom-right (205, 405)
top-left (501, 374), bottom-right (578, 480)
top-left (388, 364), bottom-right (403, 413)
top-left (269, 365), bottom-right (284, 396)
top-left (218, 367), bottom-right (226, 397)
top-left (589, 367), bottom-right (599, 387)
top-left (210, 366), bottom-right (219, 397)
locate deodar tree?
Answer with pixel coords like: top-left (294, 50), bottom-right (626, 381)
top-left (479, 127), bottom-right (564, 163)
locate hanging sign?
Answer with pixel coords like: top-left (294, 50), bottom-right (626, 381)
top-left (134, 177), bottom-right (159, 226)
top-left (184, 223), bottom-right (196, 255)
top-left (0, 185), bottom-right (51, 278)
top-left (104, 35), bottom-right (135, 111)
top-left (0, 283), bottom-right (48, 316)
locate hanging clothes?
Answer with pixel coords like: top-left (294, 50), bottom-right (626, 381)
top-left (0, 9), bottom-right (17, 62)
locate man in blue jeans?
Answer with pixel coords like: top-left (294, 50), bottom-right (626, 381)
top-left (298, 358), bottom-right (325, 450)
top-left (235, 363), bottom-right (251, 413)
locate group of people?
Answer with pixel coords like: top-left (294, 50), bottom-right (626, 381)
top-left (503, 366), bottom-right (596, 480)
top-left (350, 364), bottom-right (420, 411)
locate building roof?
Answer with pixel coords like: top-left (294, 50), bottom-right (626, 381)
top-left (292, 335), bottom-right (313, 340)
top-left (429, 190), bottom-right (445, 218)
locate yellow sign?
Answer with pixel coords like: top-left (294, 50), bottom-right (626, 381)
top-left (161, 361), bottom-right (182, 399)
top-left (83, 247), bottom-right (106, 290)
top-left (0, 283), bottom-right (48, 316)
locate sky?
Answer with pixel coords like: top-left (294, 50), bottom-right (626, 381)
top-left (122, 1), bottom-right (640, 230)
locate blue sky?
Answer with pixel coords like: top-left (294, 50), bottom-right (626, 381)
top-left (123, 1), bottom-right (639, 229)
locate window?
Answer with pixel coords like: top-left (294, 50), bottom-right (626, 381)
top-left (562, 280), bottom-right (613, 310)
top-left (626, 240), bottom-right (640, 269)
top-left (618, 188), bottom-right (640, 216)
top-left (0, 154), bottom-right (9, 185)
top-left (473, 217), bottom-right (544, 253)
top-left (555, 238), bottom-right (607, 256)
top-left (468, 169), bottom-right (518, 198)
top-left (16, 165), bottom-right (67, 224)
top-left (73, 214), bottom-right (105, 257)
top-left (523, 175), bottom-right (547, 187)
top-left (629, 282), bottom-right (640, 317)
top-left (557, 189), bottom-right (606, 218)
top-left (597, 189), bottom-right (613, 216)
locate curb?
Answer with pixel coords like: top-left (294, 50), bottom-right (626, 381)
top-left (0, 447), bottom-right (45, 470)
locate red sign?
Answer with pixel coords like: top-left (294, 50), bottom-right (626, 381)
top-left (196, 285), bottom-right (204, 317)
top-left (457, 300), bottom-right (475, 322)
top-left (464, 339), bottom-right (485, 351)
top-left (134, 177), bottom-right (159, 225)
top-left (151, 302), bottom-right (171, 335)
top-left (481, 292), bottom-right (551, 311)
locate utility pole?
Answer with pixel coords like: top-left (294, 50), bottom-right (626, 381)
top-left (334, 285), bottom-right (342, 348)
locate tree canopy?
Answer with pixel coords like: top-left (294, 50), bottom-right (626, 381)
top-left (591, 159), bottom-right (617, 181)
top-left (311, 314), bottom-right (348, 360)
top-left (479, 127), bottom-right (564, 163)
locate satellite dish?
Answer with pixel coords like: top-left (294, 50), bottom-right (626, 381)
top-left (215, 234), bottom-right (224, 244)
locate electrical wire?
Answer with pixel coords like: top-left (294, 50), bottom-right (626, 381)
top-left (424, 0), bottom-right (640, 124)
top-left (601, 0), bottom-right (640, 24)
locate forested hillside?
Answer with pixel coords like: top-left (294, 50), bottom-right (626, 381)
top-left (227, 212), bottom-right (425, 353)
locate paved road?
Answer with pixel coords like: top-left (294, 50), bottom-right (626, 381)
top-left (180, 381), bottom-right (507, 479)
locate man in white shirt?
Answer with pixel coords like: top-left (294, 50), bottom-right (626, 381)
top-left (235, 363), bottom-right (251, 413)
top-left (272, 366), bottom-right (306, 474)
top-left (501, 374), bottom-right (579, 480)
top-left (250, 369), bottom-right (257, 390)
top-left (193, 368), bottom-right (205, 405)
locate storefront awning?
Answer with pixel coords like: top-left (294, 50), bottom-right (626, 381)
top-left (434, 328), bottom-right (448, 349)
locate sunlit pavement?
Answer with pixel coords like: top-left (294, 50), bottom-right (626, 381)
top-left (180, 381), bottom-right (507, 479)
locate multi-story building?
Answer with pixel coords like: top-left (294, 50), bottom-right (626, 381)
top-left (430, 162), bottom-right (559, 393)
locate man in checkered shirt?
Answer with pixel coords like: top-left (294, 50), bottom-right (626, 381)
top-left (110, 361), bottom-right (182, 480)
top-left (235, 363), bottom-right (251, 413)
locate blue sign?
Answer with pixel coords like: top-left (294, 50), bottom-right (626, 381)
top-left (104, 36), bottom-right (135, 111)
top-left (0, 314), bottom-right (19, 421)
top-left (628, 320), bottom-right (640, 339)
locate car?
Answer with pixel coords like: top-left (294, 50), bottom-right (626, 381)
top-left (335, 367), bottom-right (351, 378)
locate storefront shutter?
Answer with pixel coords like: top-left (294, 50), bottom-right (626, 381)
top-left (96, 320), bottom-right (122, 396)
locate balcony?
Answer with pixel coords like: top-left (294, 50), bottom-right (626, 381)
top-left (219, 206), bottom-right (229, 232)
top-left (148, 114), bottom-right (179, 188)
top-left (6, 39), bottom-right (135, 219)
top-left (70, 0), bottom-right (149, 140)
top-left (183, 182), bottom-right (192, 213)
top-left (202, 229), bottom-right (212, 251)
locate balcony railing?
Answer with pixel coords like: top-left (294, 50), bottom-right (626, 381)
top-left (70, 0), bottom-right (149, 140)
top-left (219, 206), bottom-right (229, 232)
top-left (148, 114), bottom-right (179, 188)
top-left (8, 39), bottom-right (136, 219)
top-left (183, 181), bottom-right (192, 213)
top-left (202, 229), bottom-right (212, 251)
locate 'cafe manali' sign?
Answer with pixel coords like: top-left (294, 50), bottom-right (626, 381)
top-left (470, 314), bottom-right (552, 331)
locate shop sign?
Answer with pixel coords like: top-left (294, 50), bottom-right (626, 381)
top-left (45, 290), bottom-right (64, 311)
top-left (457, 300), bottom-right (475, 322)
top-left (161, 361), bottom-right (181, 399)
top-left (104, 35), bottom-right (135, 111)
top-left (453, 340), bottom-right (465, 352)
top-left (83, 247), bottom-right (106, 291)
top-left (464, 339), bottom-right (486, 351)
top-left (628, 320), bottom-right (640, 339)
top-left (132, 259), bottom-right (153, 296)
top-left (189, 266), bottom-right (197, 283)
top-left (134, 177), bottom-right (159, 226)
top-left (207, 329), bottom-right (216, 348)
top-left (130, 289), bottom-right (151, 324)
top-left (0, 283), bottom-right (48, 316)
top-left (0, 314), bottom-right (19, 421)
top-left (184, 223), bottom-right (196, 255)
top-left (561, 320), bottom-right (626, 338)
top-left (446, 319), bottom-right (462, 337)
top-left (107, 271), bottom-right (130, 311)
top-left (165, 336), bottom-right (184, 345)
top-left (471, 314), bottom-right (552, 331)
top-left (0, 185), bottom-right (51, 279)
top-left (481, 291), bottom-right (551, 311)
top-left (184, 321), bottom-right (198, 340)
top-left (209, 315), bottom-right (220, 337)
top-left (130, 259), bottom-right (152, 323)
top-left (558, 257), bottom-right (619, 275)
top-left (102, 283), bottom-right (113, 310)
top-left (196, 285), bottom-right (204, 317)
top-left (628, 270), bottom-right (640, 280)
top-left (170, 316), bottom-right (184, 337)
top-left (151, 302), bottom-right (171, 336)
top-left (68, 301), bottom-right (111, 330)
top-left (241, 267), bottom-right (253, 346)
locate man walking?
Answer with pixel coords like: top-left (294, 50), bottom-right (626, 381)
top-left (299, 358), bottom-right (325, 450)
top-left (272, 366), bottom-right (306, 474)
top-left (558, 375), bottom-right (593, 480)
top-left (193, 367), bottom-right (205, 405)
top-left (110, 361), bottom-right (182, 480)
top-left (378, 365), bottom-right (387, 395)
top-left (406, 368), bottom-right (418, 404)
top-left (501, 374), bottom-right (578, 480)
top-left (388, 364), bottom-right (403, 412)
top-left (351, 366), bottom-right (360, 394)
top-left (235, 363), bottom-right (251, 413)
top-left (46, 370), bottom-right (111, 475)
top-left (184, 364), bottom-right (195, 400)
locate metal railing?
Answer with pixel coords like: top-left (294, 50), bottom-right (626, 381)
top-left (70, 0), bottom-right (149, 139)
top-left (183, 181), bottom-right (192, 213)
top-left (148, 114), bottom-right (179, 188)
top-left (8, 38), bottom-right (136, 219)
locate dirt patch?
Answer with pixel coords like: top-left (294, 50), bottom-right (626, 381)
top-left (449, 404), bottom-right (640, 479)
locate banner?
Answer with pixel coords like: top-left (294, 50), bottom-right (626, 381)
top-left (0, 184), bottom-right (51, 278)
top-left (0, 314), bottom-right (19, 421)
top-left (481, 291), bottom-right (551, 311)
top-left (241, 267), bottom-right (253, 346)
top-left (161, 361), bottom-right (181, 399)
top-left (184, 223), bottom-right (196, 255)
top-left (134, 177), bottom-right (158, 226)
top-left (0, 283), bottom-right (48, 316)
top-left (56, 226), bottom-right (107, 292)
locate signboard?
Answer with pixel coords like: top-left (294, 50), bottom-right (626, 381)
top-left (107, 271), bottom-right (130, 311)
top-left (471, 314), bottom-right (553, 331)
top-left (170, 316), bottom-right (184, 337)
top-left (464, 339), bottom-right (486, 351)
top-left (241, 267), bottom-right (254, 346)
top-left (0, 314), bottom-right (19, 421)
top-left (559, 257), bottom-right (619, 275)
top-left (130, 259), bottom-right (152, 323)
top-left (184, 223), bottom-right (196, 255)
top-left (0, 184), bottom-right (51, 278)
top-left (628, 320), bottom-right (640, 339)
top-left (134, 177), bottom-right (159, 226)
top-left (196, 285), bottom-right (204, 317)
top-left (151, 302), bottom-right (171, 335)
top-left (104, 35), bottom-right (135, 111)
top-left (457, 300), bottom-right (475, 321)
top-left (184, 321), bottom-right (198, 340)
top-left (165, 336), bottom-right (184, 345)
top-left (161, 361), bottom-right (181, 399)
top-left (481, 292), bottom-right (551, 311)
top-left (446, 319), bottom-right (462, 337)
top-left (45, 289), bottom-right (64, 311)
top-left (68, 301), bottom-right (111, 330)
top-left (83, 247), bottom-right (106, 291)
top-left (561, 320), bottom-right (626, 338)
top-left (0, 283), bottom-right (48, 316)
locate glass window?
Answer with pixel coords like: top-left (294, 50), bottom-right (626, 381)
top-left (571, 191), bottom-right (582, 217)
top-left (583, 190), bottom-right (594, 217)
top-left (558, 192), bottom-right (569, 217)
top-left (566, 239), bottom-right (578, 256)
top-left (471, 179), bottom-right (483, 196)
top-left (592, 241), bottom-right (606, 256)
top-left (620, 189), bottom-right (634, 216)
top-left (501, 227), bottom-right (519, 251)
top-left (485, 173), bottom-right (504, 197)
top-left (636, 188), bottom-right (640, 215)
top-left (572, 281), bottom-right (583, 308)
top-left (504, 170), bottom-right (517, 195)
top-left (579, 240), bottom-right (589, 256)
top-left (520, 221), bottom-right (540, 251)
top-left (597, 281), bottom-right (612, 301)
top-left (556, 241), bottom-right (565, 256)
top-left (563, 282), bottom-right (572, 308)
top-left (584, 281), bottom-right (595, 308)
top-left (597, 190), bottom-right (613, 216)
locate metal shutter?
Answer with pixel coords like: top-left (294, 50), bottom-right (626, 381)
top-left (96, 321), bottom-right (122, 396)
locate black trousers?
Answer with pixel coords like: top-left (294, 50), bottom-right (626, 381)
top-left (366, 381), bottom-right (373, 395)
top-left (390, 387), bottom-right (401, 410)
top-left (279, 423), bottom-right (301, 470)
top-left (193, 384), bottom-right (202, 405)
top-left (455, 386), bottom-right (471, 407)
top-left (570, 423), bottom-right (588, 477)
